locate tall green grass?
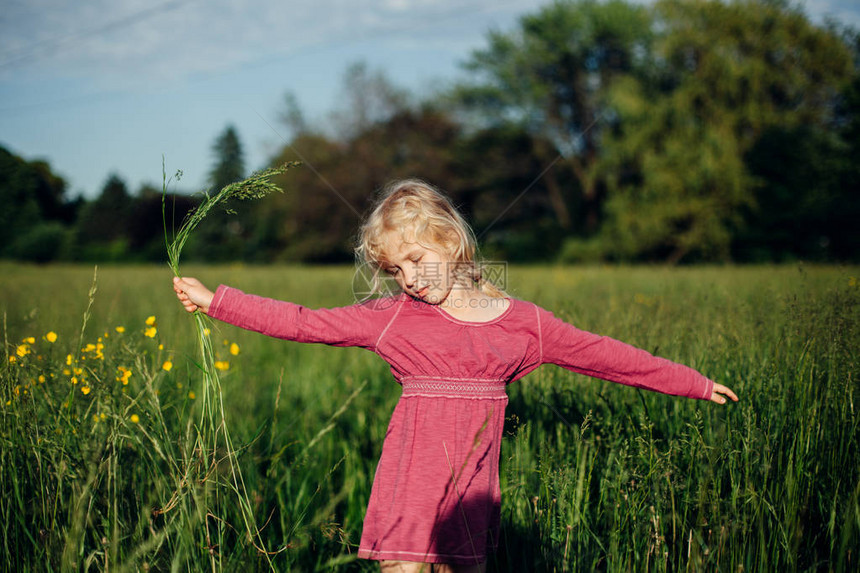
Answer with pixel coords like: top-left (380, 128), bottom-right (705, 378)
top-left (160, 162), bottom-right (298, 572)
top-left (1, 263), bottom-right (857, 572)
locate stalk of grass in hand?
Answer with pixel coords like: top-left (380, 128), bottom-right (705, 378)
top-left (162, 161), bottom-right (299, 569)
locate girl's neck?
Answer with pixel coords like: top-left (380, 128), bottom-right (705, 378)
top-left (437, 283), bottom-right (510, 323)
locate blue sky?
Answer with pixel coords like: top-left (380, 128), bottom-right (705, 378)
top-left (1, 0), bottom-right (858, 199)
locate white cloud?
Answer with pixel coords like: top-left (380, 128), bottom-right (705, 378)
top-left (803, 0), bottom-right (860, 27)
top-left (0, 0), bottom-right (533, 87)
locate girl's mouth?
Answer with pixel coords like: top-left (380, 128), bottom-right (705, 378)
top-left (416, 286), bottom-right (429, 298)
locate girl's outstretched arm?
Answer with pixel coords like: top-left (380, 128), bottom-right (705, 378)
top-left (186, 284), bottom-right (396, 349)
top-left (536, 305), bottom-right (739, 403)
top-left (173, 277), bottom-right (215, 314)
top-left (709, 383), bottom-right (738, 405)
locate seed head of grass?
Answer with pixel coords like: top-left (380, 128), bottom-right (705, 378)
top-left (163, 161), bottom-right (300, 275)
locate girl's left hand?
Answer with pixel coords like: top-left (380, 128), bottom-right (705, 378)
top-left (710, 383), bottom-right (738, 404)
top-left (173, 276), bottom-right (214, 314)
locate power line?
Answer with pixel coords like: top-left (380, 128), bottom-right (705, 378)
top-left (0, 0), bottom-right (529, 115)
top-left (0, 0), bottom-right (191, 70)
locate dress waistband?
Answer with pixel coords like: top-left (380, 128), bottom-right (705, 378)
top-left (399, 377), bottom-right (508, 399)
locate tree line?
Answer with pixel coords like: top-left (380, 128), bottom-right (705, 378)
top-left (3, 0), bottom-right (858, 265)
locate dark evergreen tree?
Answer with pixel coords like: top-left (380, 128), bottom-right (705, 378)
top-left (186, 124), bottom-right (249, 261)
top-left (208, 125), bottom-right (245, 192)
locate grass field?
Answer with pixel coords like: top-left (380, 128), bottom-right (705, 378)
top-left (1, 262), bottom-right (858, 572)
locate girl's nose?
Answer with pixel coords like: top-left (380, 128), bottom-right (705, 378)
top-left (403, 264), bottom-right (417, 287)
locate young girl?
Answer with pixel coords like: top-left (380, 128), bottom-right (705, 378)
top-left (172, 179), bottom-right (737, 572)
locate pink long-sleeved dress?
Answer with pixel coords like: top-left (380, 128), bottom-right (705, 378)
top-left (209, 286), bottom-right (713, 565)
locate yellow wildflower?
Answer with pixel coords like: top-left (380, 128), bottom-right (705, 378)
top-left (71, 377), bottom-right (78, 385)
top-left (16, 344), bottom-right (30, 357)
top-left (115, 326), bottom-right (125, 333)
top-left (158, 343), bottom-right (164, 350)
top-left (100, 413), bottom-right (106, 421)
top-left (144, 326), bottom-right (157, 338)
top-left (81, 386), bottom-right (91, 395)
top-left (65, 354), bottom-right (73, 366)
top-left (203, 328), bottom-right (211, 336)
top-left (92, 414), bottom-right (100, 423)
top-left (145, 315), bottom-right (156, 326)
top-left (130, 414), bottom-right (140, 424)
top-left (230, 343), bottom-right (240, 356)
top-left (162, 360), bottom-right (173, 372)
top-left (38, 375), bottom-right (45, 383)
top-left (116, 366), bottom-right (132, 385)
top-left (46, 331), bottom-right (58, 343)
top-left (83, 343), bottom-right (96, 353)
top-left (8, 356), bottom-right (16, 364)
top-left (188, 391), bottom-right (196, 399)
top-left (24, 337), bottom-right (35, 344)
top-left (214, 361), bottom-right (230, 371)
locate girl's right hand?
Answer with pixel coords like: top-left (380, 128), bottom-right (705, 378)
top-left (709, 382), bottom-right (739, 405)
top-left (173, 276), bottom-right (215, 314)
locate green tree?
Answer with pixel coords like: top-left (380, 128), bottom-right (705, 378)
top-left (209, 124), bottom-right (245, 192)
top-left (738, 32), bottom-right (860, 262)
top-left (453, 124), bottom-right (574, 261)
top-left (456, 0), bottom-right (655, 232)
top-left (0, 148), bottom-right (47, 257)
top-left (0, 146), bottom-right (76, 261)
top-left (262, 62), bottom-right (581, 263)
top-left (129, 184), bottom-right (197, 262)
top-left (72, 173), bottom-right (133, 260)
top-left (187, 125), bottom-right (249, 261)
top-left (263, 104), bottom-right (463, 262)
top-left (579, 0), bottom-right (854, 262)
top-left (258, 65), bottom-right (428, 262)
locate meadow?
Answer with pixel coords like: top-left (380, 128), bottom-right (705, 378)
top-left (1, 262), bottom-right (857, 572)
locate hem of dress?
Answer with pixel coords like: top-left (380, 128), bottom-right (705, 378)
top-left (357, 547), bottom-right (487, 565)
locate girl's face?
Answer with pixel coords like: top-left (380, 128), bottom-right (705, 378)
top-left (380, 231), bottom-right (456, 305)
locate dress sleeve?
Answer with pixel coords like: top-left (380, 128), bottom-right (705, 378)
top-left (208, 285), bottom-right (394, 350)
top-left (537, 306), bottom-right (713, 400)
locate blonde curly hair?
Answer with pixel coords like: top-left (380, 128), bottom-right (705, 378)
top-left (356, 179), bottom-right (504, 299)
